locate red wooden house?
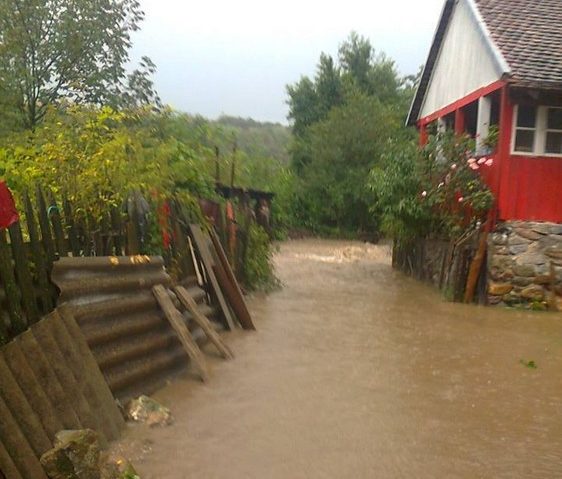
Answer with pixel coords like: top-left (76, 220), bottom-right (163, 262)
top-left (407, 0), bottom-right (562, 224)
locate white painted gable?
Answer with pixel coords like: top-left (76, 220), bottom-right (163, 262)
top-left (420, 0), bottom-right (505, 119)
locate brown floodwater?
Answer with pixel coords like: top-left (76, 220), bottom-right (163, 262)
top-left (113, 239), bottom-right (562, 478)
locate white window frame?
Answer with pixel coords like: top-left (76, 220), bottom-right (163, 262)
top-left (512, 105), bottom-right (562, 157)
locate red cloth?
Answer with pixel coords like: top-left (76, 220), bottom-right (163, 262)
top-left (0, 182), bottom-right (19, 229)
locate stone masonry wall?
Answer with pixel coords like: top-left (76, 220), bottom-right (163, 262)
top-left (488, 221), bottom-right (562, 310)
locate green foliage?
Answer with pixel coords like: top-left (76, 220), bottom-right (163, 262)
top-left (418, 131), bottom-right (494, 237)
top-left (242, 224), bottom-right (279, 291)
top-left (285, 32), bottom-right (419, 235)
top-left (0, 0), bottom-right (154, 129)
top-left (369, 131), bottom-right (495, 244)
top-left (369, 142), bottom-right (433, 241)
top-left (0, 106), bottom-right (215, 217)
top-left (295, 92), bottom-right (400, 233)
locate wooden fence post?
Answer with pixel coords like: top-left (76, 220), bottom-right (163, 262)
top-left (23, 192), bottom-right (55, 313)
top-left (0, 229), bottom-right (26, 336)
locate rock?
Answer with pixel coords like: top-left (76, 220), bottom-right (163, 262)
top-left (490, 255), bottom-right (514, 270)
top-left (555, 296), bottom-right (562, 312)
top-left (40, 429), bottom-right (101, 479)
top-left (491, 233), bottom-right (508, 246)
top-left (535, 274), bottom-right (554, 285)
top-left (512, 276), bottom-right (534, 287)
top-left (509, 244), bottom-right (529, 255)
top-left (487, 295), bottom-right (503, 305)
top-left (514, 228), bottom-right (543, 241)
top-left (503, 292), bottom-right (523, 305)
top-left (509, 234), bottom-right (532, 246)
top-left (125, 395), bottom-right (173, 427)
top-left (520, 285), bottom-right (545, 301)
top-left (513, 264), bottom-right (536, 277)
top-left (516, 252), bottom-right (546, 266)
top-left (545, 245), bottom-right (562, 260)
top-left (488, 282), bottom-right (513, 296)
top-left (492, 246), bottom-right (509, 255)
top-left (532, 222), bottom-right (556, 235)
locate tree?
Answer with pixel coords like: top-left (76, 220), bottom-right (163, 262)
top-left (296, 92), bottom-right (400, 231)
top-left (0, 0), bottom-right (147, 129)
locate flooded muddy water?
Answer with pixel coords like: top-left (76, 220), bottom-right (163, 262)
top-left (114, 239), bottom-right (562, 478)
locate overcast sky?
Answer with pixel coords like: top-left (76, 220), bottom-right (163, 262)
top-left (131, 0), bottom-right (445, 124)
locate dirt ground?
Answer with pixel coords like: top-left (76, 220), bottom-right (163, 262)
top-left (113, 239), bottom-right (562, 478)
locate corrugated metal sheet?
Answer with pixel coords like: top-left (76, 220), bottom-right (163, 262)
top-left (0, 309), bottom-right (124, 479)
top-left (52, 256), bottom-right (221, 402)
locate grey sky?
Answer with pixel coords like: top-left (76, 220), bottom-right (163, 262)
top-left (131, 0), bottom-right (444, 124)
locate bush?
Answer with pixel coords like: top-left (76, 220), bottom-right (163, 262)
top-left (242, 224), bottom-right (279, 291)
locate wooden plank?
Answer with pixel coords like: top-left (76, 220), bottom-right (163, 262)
top-left (0, 230), bottom-right (25, 336)
top-left (174, 286), bottom-right (233, 359)
top-left (47, 191), bottom-right (68, 257)
top-left (57, 305), bottom-right (125, 432)
top-left (35, 186), bottom-right (56, 263)
top-left (23, 192), bottom-right (54, 313)
top-left (153, 285), bottom-right (208, 382)
top-left (209, 228), bottom-right (255, 330)
top-left (62, 197), bottom-right (81, 257)
top-left (189, 224), bottom-right (236, 330)
top-left (110, 206), bottom-right (124, 256)
top-left (8, 222), bottom-right (39, 324)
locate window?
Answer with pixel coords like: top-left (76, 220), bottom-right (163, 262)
top-left (513, 105), bottom-right (537, 153)
top-left (545, 108), bottom-right (562, 154)
top-left (513, 105), bottom-right (562, 156)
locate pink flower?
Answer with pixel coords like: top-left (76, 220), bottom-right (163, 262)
top-left (458, 197), bottom-right (464, 203)
top-left (451, 164), bottom-right (457, 170)
top-left (421, 191), bottom-right (427, 198)
top-left (478, 157), bottom-right (486, 165)
top-left (469, 163), bottom-right (480, 170)
top-left (485, 158), bottom-right (494, 166)
top-left (468, 158), bottom-right (477, 164)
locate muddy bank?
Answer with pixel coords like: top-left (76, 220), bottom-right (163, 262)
top-left (113, 239), bottom-right (562, 478)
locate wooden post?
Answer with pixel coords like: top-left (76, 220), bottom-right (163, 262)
top-left (8, 222), bottom-right (40, 324)
top-left (464, 223), bottom-right (490, 303)
top-left (215, 146), bottom-right (221, 182)
top-left (35, 186), bottom-right (56, 264)
top-left (63, 196), bottom-right (81, 257)
top-left (47, 191), bottom-right (68, 257)
top-left (23, 192), bottom-right (54, 313)
top-left (0, 229), bottom-right (25, 336)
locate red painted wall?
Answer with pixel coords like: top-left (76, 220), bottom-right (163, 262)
top-left (419, 83), bottom-right (562, 224)
top-left (498, 156), bottom-right (562, 223)
top-left (493, 86), bottom-right (562, 223)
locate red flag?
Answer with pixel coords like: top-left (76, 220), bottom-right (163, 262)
top-left (0, 182), bottom-right (19, 229)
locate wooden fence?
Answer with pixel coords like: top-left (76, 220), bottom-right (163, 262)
top-left (0, 187), bottom-right (205, 345)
